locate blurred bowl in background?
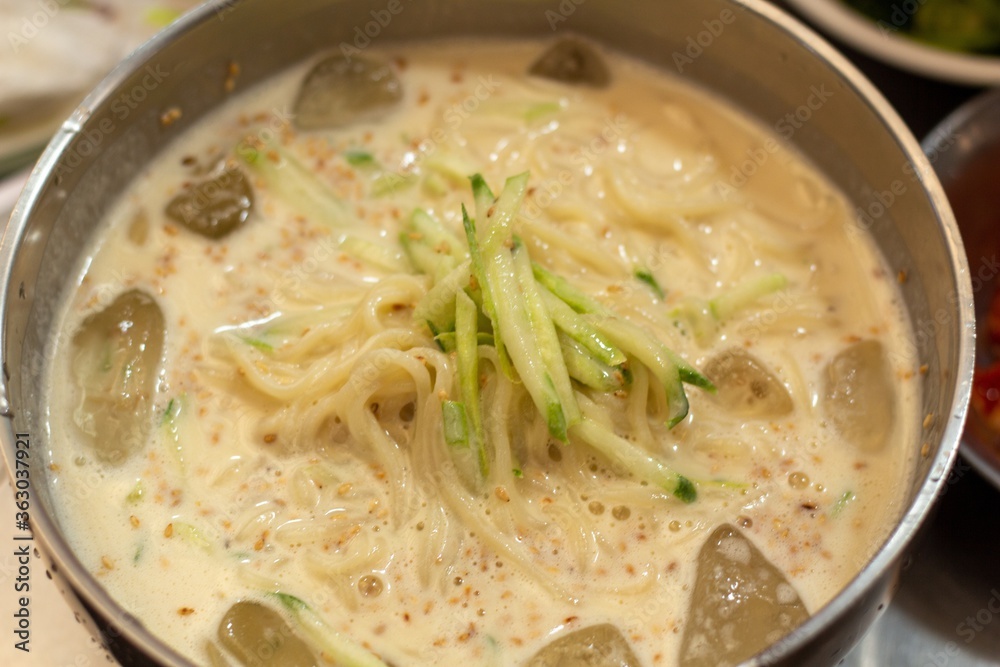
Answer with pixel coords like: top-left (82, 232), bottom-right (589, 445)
top-left (925, 88), bottom-right (1000, 491)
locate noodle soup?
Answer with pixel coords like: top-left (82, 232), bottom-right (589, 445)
top-left (46, 39), bottom-right (919, 666)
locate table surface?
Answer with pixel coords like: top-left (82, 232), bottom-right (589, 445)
top-left (2, 4), bottom-right (1000, 666)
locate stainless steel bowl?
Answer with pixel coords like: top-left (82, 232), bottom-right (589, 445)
top-left (0, 1), bottom-right (974, 665)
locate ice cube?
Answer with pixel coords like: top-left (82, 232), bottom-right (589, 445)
top-left (679, 524), bottom-right (809, 667)
top-left (822, 340), bottom-right (895, 452)
top-left (704, 349), bottom-right (793, 418)
top-left (528, 624), bottom-right (640, 667)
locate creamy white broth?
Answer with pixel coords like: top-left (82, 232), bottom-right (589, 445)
top-left (45, 39), bottom-right (919, 666)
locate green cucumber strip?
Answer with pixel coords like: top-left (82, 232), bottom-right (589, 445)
top-left (559, 332), bottom-right (627, 392)
top-left (469, 174), bottom-right (496, 236)
top-left (172, 522), bottom-right (214, 553)
top-left (434, 331), bottom-right (493, 352)
top-left (670, 299), bottom-right (718, 346)
top-left (408, 209), bottom-right (466, 262)
top-left (400, 209), bottom-right (465, 280)
top-left (525, 101), bottom-right (562, 122)
top-left (665, 349), bottom-right (715, 391)
top-left (425, 154), bottom-right (478, 187)
top-left (512, 244), bottom-right (580, 430)
top-left (482, 227), bottom-right (567, 441)
top-left (531, 262), bottom-right (606, 314)
top-left (432, 328), bottom-right (454, 352)
top-left (414, 259), bottom-right (471, 334)
top-left (442, 400), bottom-right (469, 447)
top-left (270, 592), bottom-right (390, 667)
top-left (426, 320), bottom-right (451, 352)
top-left (830, 490), bottom-right (856, 517)
top-left (340, 235), bottom-right (408, 272)
top-left (593, 312), bottom-right (712, 390)
top-left (635, 268), bottom-right (665, 299)
top-left (456, 288), bottom-right (489, 476)
top-left (538, 286), bottom-right (626, 366)
top-left (240, 336), bottom-right (274, 353)
top-left (572, 417), bottom-right (697, 503)
top-left (474, 172), bottom-right (529, 255)
top-left (709, 272), bottom-right (788, 321)
top-left (400, 231), bottom-right (442, 276)
top-left (241, 143), bottom-right (353, 227)
top-left (344, 149), bottom-right (377, 168)
top-left (422, 171), bottom-right (449, 197)
top-left (545, 385), bottom-right (569, 442)
top-left (592, 316), bottom-right (690, 427)
top-left (462, 205), bottom-right (514, 380)
top-left (371, 171), bottom-right (418, 197)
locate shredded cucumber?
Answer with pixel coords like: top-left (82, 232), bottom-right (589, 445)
top-left (414, 259), bottom-right (472, 335)
top-left (442, 400), bottom-right (469, 446)
top-left (371, 171), bottom-right (418, 197)
top-left (572, 417), bottom-right (696, 503)
top-left (512, 244), bottom-right (580, 431)
top-left (709, 272), bottom-right (788, 321)
top-left (531, 261), bottom-right (606, 314)
top-left (400, 208), bottom-right (466, 281)
top-left (473, 174), bottom-right (572, 440)
top-left (635, 267), bottom-right (666, 299)
top-left (340, 235), bottom-right (409, 272)
top-left (539, 286), bottom-right (626, 366)
top-left (343, 149), bottom-right (377, 168)
top-left (395, 171), bottom-right (715, 498)
top-left (592, 316), bottom-right (690, 427)
top-left (559, 333), bottom-right (628, 391)
top-left (476, 172), bottom-right (528, 254)
top-left (270, 592), bottom-right (390, 667)
top-left (241, 143), bottom-right (353, 227)
top-left (456, 288), bottom-right (489, 475)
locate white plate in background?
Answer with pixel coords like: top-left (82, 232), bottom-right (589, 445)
top-left (0, 1), bottom-right (202, 175)
top-left (785, 0), bottom-right (1000, 86)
